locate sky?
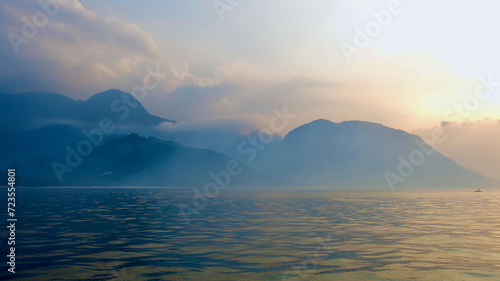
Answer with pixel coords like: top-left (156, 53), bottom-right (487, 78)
top-left (0, 0), bottom-right (499, 179)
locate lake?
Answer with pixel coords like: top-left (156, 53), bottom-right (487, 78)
top-left (2, 188), bottom-right (500, 280)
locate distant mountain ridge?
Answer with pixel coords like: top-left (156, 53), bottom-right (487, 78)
top-left (251, 119), bottom-right (491, 189)
top-left (0, 89), bottom-right (494, 189)
top-left (10, 132), bottom-right (276, 187)
top-left (0, 89), bottom-right (173, 136)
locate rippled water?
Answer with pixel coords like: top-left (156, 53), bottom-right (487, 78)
top-left (1, 188), bottom-right (500, 280)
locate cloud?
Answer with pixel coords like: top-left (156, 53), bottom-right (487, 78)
top-left (151, 78), bottom-right (344, 134)
top-left (1, 1), bottom-right (498, 136)
top-left (156, 83), bottom-right (242, 121)
top-left (155, 117), bottom-right (257, 135)
top-left (415, 119), bottom-right (500, 180)
top-left (0, 0), bottom-right (216, 98)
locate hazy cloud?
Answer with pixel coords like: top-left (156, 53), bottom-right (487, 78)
top-left (415, 119), bottom-right (500, 180)
top-left (1, 0), bottom-right (498, 177)
top-left (0, 0), bottom-right (216, 98)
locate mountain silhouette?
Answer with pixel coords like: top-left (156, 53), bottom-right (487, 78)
top-left (0, 89), bottom-right (173, 136)
top-left (11, 132), bottom-right (275, 187)
top-left (0, 90), bottom-right (494, 189)
top-left (251, 119), bottom-right (491, 189)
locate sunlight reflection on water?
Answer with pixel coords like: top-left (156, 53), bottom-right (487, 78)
top-left (3, 188), bottom-right (500, 280)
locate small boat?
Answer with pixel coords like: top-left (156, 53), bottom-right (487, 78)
top-left (474, 188), bottom-right (482, 192)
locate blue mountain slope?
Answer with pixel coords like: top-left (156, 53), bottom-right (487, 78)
top-left (0, 89), bottom-right (174, 136)
top-left (252, 119), bottom-right (491, 189)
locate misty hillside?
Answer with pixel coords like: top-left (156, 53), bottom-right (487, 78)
top-left (141, 129), bottom-right (283, 163)
top-left (10, 133), bottom-right (275, 187)
top-left (0, 89), bottom-right (173, 136)
top-left (252, 119), bottom-right (491, 189)
top-left (0, 89), bottom-right (494, 189)
top-left (0, 124), bottom-right (110, 168)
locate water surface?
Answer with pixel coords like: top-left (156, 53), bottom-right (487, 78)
top-left (2, 188), bottom-right (500, 280)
